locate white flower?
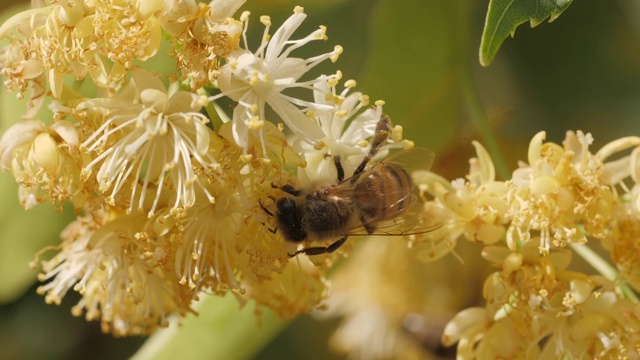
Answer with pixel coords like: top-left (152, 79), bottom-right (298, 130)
top-left (214, 6), bottom-right (343, 151)
top-left (297, 77), bottom-right (408, 186)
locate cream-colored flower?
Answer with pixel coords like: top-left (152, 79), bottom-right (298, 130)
top-left (244, 254), bottom-right (329, 319)
top-left (79, 69), bottom-right (221, 216)
top-left (162, 0), bottom-right (246, 90)
top-left (541, 289), bottom-right (640, 358)
top-left (0, 0), bottom-right (163, 109)
top-left (175, 181), bottom-right (248, 292)
top-left (507, 131), bottom-right (614, 254)
top-left (0, 119), bottom-right (82, 209)
top-left (37, 210), bottom-right (192, 336)
top-left (413, 141), bottom-right (509, 261)
top-left (444, 242), bottom-right (597, 358)
top-left (595, 136), bottom-right (640, 291)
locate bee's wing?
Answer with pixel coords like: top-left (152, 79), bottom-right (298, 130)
top-left (332, 147), bottom-right (441, 236)
top-left (338, 147), bottom-right (436, 187)
top-left (378, 147), bottom-right (436, 174)
top-left (345, 197), bottom-right (444, 236)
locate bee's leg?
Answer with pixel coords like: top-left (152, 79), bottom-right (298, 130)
top-left (333, 155), bottom-right (345, 182)
top-left (352, 114), bottom-right (391, 177)
top-left (272, 183), bottom-right (302, 196)
top-left (258, 198), bottom-right (278, 233)
top-left (360, 214), bottom-right (376, 234)
top-left (288, 236), bottom-right (348, 257)
top-left (258, 198), bottom-right (274, 216)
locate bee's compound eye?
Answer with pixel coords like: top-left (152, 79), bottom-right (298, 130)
top-left (276, 197), bottom-right (296, 214)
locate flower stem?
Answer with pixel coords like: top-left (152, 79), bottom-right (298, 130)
top-left (570, 243), bottom-right (639, 302)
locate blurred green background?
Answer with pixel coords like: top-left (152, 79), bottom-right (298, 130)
top-left (1, 0), bottom-right (639, 359)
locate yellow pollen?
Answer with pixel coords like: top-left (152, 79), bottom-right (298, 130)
top-left (401, 140), bottom-right (414, 150)
top-left (197, 95), bottom-right (209, 106)
top-left (375, 99), bottom-right (385, 106)
top-left (248, 116), bottom-right (264, 130)
top-left (240, 154), bottom-right (253, 163)
top-left (260, 15), bottom-right (271, 27)
top-left (249, 73), bottom-right (259, 86)
top-left (327, 78), bottom-right (339, 87)
top-left (335, 109), bottom-right (349, 117)
top-left (316, 25), bottom-right (328, 40)
top-left (359, 95), bottom-right (370, 106)
top-left (240, 11), bottom-right (250, 21)
top-left (344, 79), bottom-right (356, 88)
top-left (391, 125), bottom-right (403, 143)
top-left (330, 45), bottom-right (343, 62)
top-left (358, 139), bottom-right (369, 148)
top-left (294, 6), bottom-right (304, 13)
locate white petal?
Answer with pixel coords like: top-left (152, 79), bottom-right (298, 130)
top-left (194, 121), bottom-right (211, 155)
top-left (264, 11), bottom-right (306, 61)
top-left (231, 106), bottom-right (249, 148)
top-left (51, 120), bottom-right (79, 147)
top-left (132, 68), bottom-right (166, 94)
top-left (0, 120), bottom-right (45, 171)
top-left (267, 95), bottom-right (324, 140)
top-left (208, 0), bottom-right (246, 20)
top-left (169, 91), bottom-right (200, 113)
top-left (442, 307), bottom-right (486, 346)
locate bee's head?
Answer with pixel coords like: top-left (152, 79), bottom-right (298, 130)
top-left (275, 197), bottom-right (307, 242)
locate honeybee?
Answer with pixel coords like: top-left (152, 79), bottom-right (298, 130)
top-left (261, 115), bottom-right (439, 257)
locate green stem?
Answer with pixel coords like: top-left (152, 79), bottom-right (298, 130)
top-left (460, 71), bottom-right (510, 181)
top-left (570, 243), bottom-right (638, 302)
top-left (131, 294), bottom-right (289, 360)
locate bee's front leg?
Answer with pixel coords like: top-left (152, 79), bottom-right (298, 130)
top-left (333, 155), bottom-right (345, 182)
top-left (272, 183), bottom-right (302, 196)
top-left (288, 236), bottom-right (348, 257)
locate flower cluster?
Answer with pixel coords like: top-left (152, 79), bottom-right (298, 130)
top-left (0, 1), bottom-right (413, 336)
top-left (324, 131), bottom-right (640, 358)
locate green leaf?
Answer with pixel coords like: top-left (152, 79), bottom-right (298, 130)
top-left (480, 0), bottom-right (574, 66)
top-left (0, 173), bottom-right (72, 303)
top-left (131, 294), bottom-right (288, 360)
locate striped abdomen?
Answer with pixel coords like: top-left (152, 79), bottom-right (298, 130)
top-left (353, 163), bottom-right (413, 225)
